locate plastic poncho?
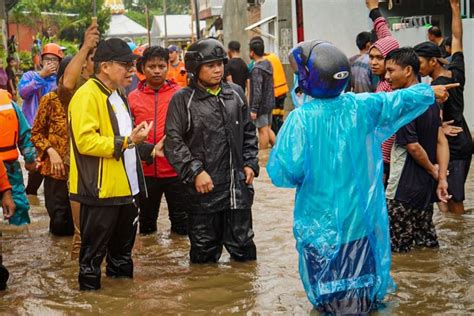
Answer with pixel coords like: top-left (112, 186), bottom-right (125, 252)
top-left (18, 71), bottom-right (57, 126)
top-left (290, 73), bottom-right (313, 109)
top-left (267, 83), bottom-right (435, 312)
top-left (2, 103), bottom-right (36, 226)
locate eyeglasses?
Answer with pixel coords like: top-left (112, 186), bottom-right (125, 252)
top-left (112, 60), bottom-right (137, 71)
top-left (43, 57), bottom-right (60, 63)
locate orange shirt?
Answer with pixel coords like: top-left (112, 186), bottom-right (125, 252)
top-left (167, 61), bottom-right (188, 87)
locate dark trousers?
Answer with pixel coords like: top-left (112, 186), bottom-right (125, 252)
top-left (25, 171), bottom-right (43, 195)
top-left (78, 202), bottom-right (138, 291)
top-left (139, 176), bottom-right (188, 235)
top-left (188, 209), bottom-right (256, 263)
top-left (0, 231), bottom-right (8, 290)
top-left (44, 177), bottom-right (74, 236)
top-left (304, 237), bottom-right (375, 314)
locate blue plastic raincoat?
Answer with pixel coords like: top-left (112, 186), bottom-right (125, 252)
top-left (3, 103), bottom-right (36, 226)
top-left (290, 73), bottom-right (313, 109)
top-left (267, 83), bottom-right (435, 311)
top-left (18, 71), bottom-right (57, 126)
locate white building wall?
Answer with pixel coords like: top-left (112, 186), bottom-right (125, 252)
top-left (462, 19), bottom-right (474, 131)
top-left (300, 0), bottom-right (371, 57)
top-left (259, 0), bottom-right (278, 53)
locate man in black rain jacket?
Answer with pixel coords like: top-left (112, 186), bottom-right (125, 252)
top-left (165, 38), bottom-right (259, 263)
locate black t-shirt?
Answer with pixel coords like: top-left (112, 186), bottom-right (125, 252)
top-left (439, 39), bottom-right (449, 58)
top-left (6, 66), bottom-right (16, 91)
top-left (431, 52), bottom-right (473, 159)
top-left (224, 57), bottom-right (249, 92)
top-left (394, 104), bottom-right (441, 209)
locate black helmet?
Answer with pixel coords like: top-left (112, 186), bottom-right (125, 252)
top-left (289, 40), bottom-right (350, 99)
top-left (184, 38), bottom-right (228, 75)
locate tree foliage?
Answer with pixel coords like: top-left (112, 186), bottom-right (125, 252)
top-left (125, 0), bottom-right (191, 27)
top-left (9, 0), bottom-right (111, 43)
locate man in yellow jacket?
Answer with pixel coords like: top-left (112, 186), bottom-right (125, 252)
top-left (69, 38), bottom-right (154, 291)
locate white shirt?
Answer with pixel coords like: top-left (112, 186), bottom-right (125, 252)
top-left (109, 91), bottom-right (140, 196)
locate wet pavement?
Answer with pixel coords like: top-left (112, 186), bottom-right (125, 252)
top-left (0, 153), bottom-right (473, 314)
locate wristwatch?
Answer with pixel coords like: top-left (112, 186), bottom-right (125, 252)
top-left (126, 136), bottom-right (135, 149)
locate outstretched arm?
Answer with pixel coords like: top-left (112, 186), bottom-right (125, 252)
top-left (62, 24), bottom-right (99, 90)
top-left (450, 0), bottom-right (463, 54)
top-left (366, 0), bottom-right (393, 40)
top-left (359, 83), bottom-right (455, 142)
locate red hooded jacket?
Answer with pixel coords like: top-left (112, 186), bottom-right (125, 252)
top-left (129, 80), bottom-right (180, 178)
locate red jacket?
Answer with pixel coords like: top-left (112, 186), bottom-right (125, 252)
top-left (129, 80), bottom-right (180, 178)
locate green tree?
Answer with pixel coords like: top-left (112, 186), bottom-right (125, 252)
top-left (9, 0), bottom-right (111, 43)
top-left (125, 0), bottom-right (191, 27)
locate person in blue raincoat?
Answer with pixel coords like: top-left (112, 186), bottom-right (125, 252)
top-left (0, 90), bottom-right (37, 226)
top-left (267, 41), bottom-right (447, 314)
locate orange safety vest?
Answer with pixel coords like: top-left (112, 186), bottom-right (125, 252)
top-left (264, 53), bottom-right (289, 98)
top-left (167, 61), bottom-right (188, 87)
top-left (0, 97), bottom-right (19, 162)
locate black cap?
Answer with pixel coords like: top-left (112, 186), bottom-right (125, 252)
top-left (93, 38), bottom-right (140, 62)
top-left (414, 41), bottom-right (448, 64)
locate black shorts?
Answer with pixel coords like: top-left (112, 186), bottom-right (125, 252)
top-left (275, 95), bottom-right (286, 109)
top-left (447, 158), bottom-right (471, 202)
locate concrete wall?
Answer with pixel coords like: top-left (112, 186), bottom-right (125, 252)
top-left (300, 0), bottom-right (371, 58)
top-left (222, 0), bottom-right (250, 62)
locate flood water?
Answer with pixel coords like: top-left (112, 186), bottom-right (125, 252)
top-left (1, 154), bottom-right (473, 314)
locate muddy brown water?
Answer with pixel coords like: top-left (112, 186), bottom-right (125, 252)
top-left (1, 154), bottom-right (473, 314)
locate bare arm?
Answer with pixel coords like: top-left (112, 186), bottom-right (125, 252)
top-left (436, 127), bottom-right (449, 181)
top-left (436, 127), bottom-right (450, 202)
top-left (406, 142), bottom-right (438, 179)
top-left (366, 0), bottom-right (393, 40)
top-left (450, 0), bottom-right (463, 54)
top-left (62, 24), bottom-right (99, 90)
top-left (245, 79), bottom-right (250, 102)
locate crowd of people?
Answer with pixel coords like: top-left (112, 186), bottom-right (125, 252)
top-left (0, 0), bottom-right (472, 314)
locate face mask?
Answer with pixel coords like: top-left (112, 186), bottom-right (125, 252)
top-left (291, 72), bottom-right (313, 108)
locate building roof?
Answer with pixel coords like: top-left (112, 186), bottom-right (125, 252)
top-left (105, 14), bottom-right (148, 38)
top-left (104, 0), bottom-right (125, 15)
top-left (151, 15), bottom-right (195, 39)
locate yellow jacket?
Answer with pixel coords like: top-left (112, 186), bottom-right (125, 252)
top-left (68, 78), bottom-right (145, 205)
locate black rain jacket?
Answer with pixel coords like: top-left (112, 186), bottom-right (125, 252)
top-left (164, 81), bottom-right (259, 212)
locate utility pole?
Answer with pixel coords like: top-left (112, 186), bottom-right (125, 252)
top-left (194, 0), bottom-right (200, 40)
top-left (145, 4), bottom-right (151, 45)
top-left (190, 0), bottom-right (195, 42)
top-left (163, 0), bottom-right (168, 46)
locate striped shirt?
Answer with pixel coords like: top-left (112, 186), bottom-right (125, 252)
top-left (371, 10), bottom-right (400, 164)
